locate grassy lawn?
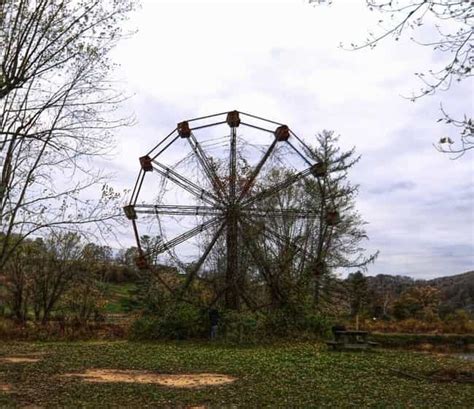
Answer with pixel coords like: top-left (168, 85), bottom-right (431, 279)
top-left (103, 283), bottom-right (138, 314)
top-left (0, 341), bottom-right (472, 408)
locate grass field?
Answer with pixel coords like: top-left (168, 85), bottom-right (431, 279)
top-left (104, 283), bottom-right (138, 314)
top-left (0, 341), bottom-right (472, 408)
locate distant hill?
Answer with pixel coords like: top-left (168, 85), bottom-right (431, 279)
top-left (361, 271), bottom-right (474, 316)
top-left (427, 270), bottom-right (474, 287)
top-left (428, 271), bottom-right (474, 314)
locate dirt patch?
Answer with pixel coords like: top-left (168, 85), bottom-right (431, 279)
top-left (64, 369), bottom-right (236, 388)
top-left (0, 357), bottom-right (40, 363)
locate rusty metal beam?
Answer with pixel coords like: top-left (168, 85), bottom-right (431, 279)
top-left (225, 125), bottom-right (240, 310)
top-left (134, 204), bottom-right (222, 217)
top-left (179, 221), bottom-right (226, 294)
top-left (238, 139), bottom-right (277, 202)
top-left (242, 164), bottom-right (316, 208)
top-left (146, 128), bottom-right (177, 157)
top-left (129, 169), bottom-right (144, 206)
top-left (151, 160), bottom-right (220, 206)
top-left (152, 216), bottom-right (223, 256)
top-left (286, 140), bottom-right (313, 167)
top-left (243, 207), bottom-right (320, 219)
top-left (188, 133), bottom-right (227, 201)
top-left (239, 111), bottom-right (284, 126)
top-left (150, 135), bottom-right (180, 161)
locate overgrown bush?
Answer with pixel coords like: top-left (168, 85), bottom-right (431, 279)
top-left (130, 303), bottom-right (333, 343)
top-left (442, 309), bottom-right (474, 333)
top-left (129, 302), bottom-right (207, 340)
top-left (262, 307), bottom-right (332, 339)
top-left (0, 316), bottom-right (125, 341)
top-left (220, 310), bottom-right (264, 343)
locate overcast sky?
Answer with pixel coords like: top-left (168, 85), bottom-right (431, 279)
top-left (109, 0), bottom-right (473, 279)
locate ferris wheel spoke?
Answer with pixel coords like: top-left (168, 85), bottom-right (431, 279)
top-left (188, 134), bottom-right (227, 200)
top-left (238, 219), bottom-right (291, 307)
top-left (151, 160), bottom-right (221, 207)
top-left (152, 216), bottom-right (223, 256)
top-left (243, 207), bottom-right (320, 219)
top-left (238, 221), bottom-right (273, 282)
top-left (242, 164), bottom-right (317, 208)
top-left (238, 139), bottom-right (278, 202)
top-left (286, 140), bottom-right (314, 167)
top-left (262, 225), bottom-right (311, 260)
top-left (289, 129), bottom-right (314, 157)
top-left (179, 220), bottom-right (227, 293)
top-left (241, 214), bottom-right (311, 260)
top-left (134, 204), bottom-right (223, 217)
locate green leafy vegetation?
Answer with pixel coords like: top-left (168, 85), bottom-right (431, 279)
top-left (0, 341), bottom-right (472, 408)
top-left (104, 283), bottom-right (139, 314)
top-left (129, 305), bottom-right (332, 343)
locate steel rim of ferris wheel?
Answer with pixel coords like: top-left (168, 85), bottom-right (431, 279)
top-left (124, 110), bottom-right (340, 306)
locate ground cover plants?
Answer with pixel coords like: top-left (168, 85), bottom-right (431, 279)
top-left (0, 341), bottom-right (472, 408)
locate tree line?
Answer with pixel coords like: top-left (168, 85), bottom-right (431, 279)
top-left (0, 232), bottom-right (141, 323)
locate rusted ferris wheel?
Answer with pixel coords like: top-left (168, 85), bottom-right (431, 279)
top-left (124, 110), bottom-right (338, 309)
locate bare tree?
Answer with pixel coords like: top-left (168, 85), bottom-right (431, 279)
top-left (1, 235), bottom-right (44, 321)
top-left (0, 0), bottom-right (136, 269)
top-left (309, 0), bottom-right (473, 157)
top-left (2, 232), bottom-right (106, 323)
top-left (0, 0), bottom-right (134, 100)
top-left (31, 232), bottom-right (84, 323)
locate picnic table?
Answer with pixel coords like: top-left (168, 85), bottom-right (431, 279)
top-left (326, 330), bottom-right (378, 350)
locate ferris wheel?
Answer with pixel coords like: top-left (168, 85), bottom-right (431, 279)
top-left (124, 110), bottom-right (339, 308)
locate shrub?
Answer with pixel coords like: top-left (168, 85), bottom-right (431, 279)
top-left (443, 310), bottom-right (474, 333)
top-left (220, 310), bottom-right (264, 343)
top-left (129, 303), bottom-right (333, 343)
top-left (220, 307), bottom-right (332, 343)
top-left (129, 302), bottom-right (207, 340)
top-left (302, 312), bottom-right (332, 337)
top-left (263, 306), bottom-right (332, 338)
